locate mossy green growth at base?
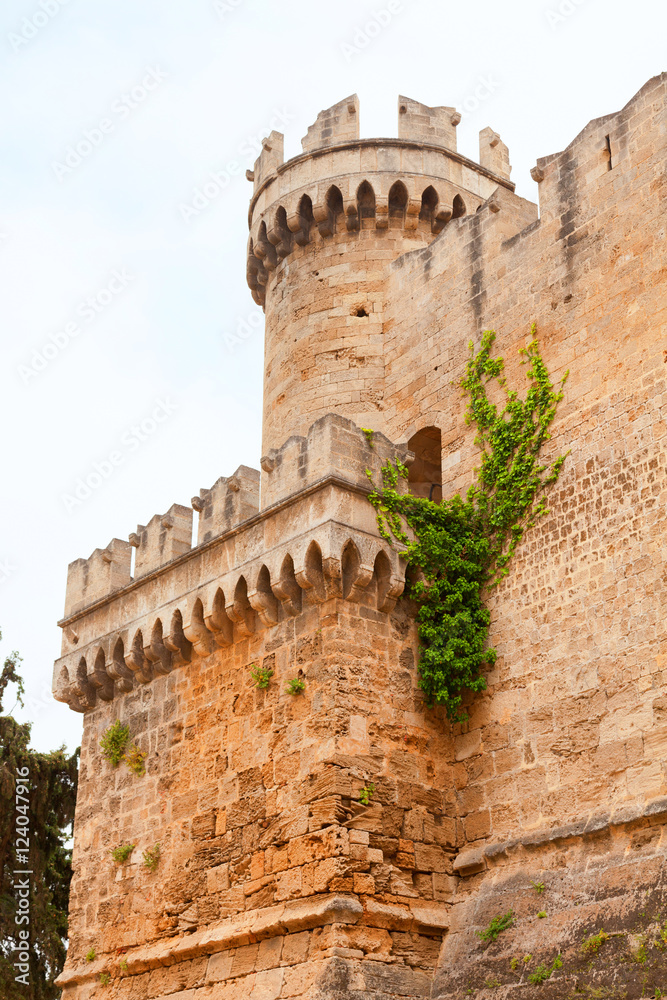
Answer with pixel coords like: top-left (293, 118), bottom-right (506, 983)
top-left (367, 327), bottom-right (568, 723)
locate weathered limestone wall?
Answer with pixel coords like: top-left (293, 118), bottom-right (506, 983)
top-left (379, 73), bottom-right (667, 994)
top-left (53, 78), bottom-right (667, 999)
top-left (248, 96), bottom-right (515, 459)
top-left (54, 420), bottom-right (461, 999)
top-left (59, 586), bottom-right (457, 999)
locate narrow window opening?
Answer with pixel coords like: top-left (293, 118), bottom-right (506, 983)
top-left (605, 134), bottom-right (612, 170)
top-left (452, 194), bottom-right (466, 220)
top-left (407, 427), bottom-right (442, 501)
top-left (419, 185), bottom-right (439, 225)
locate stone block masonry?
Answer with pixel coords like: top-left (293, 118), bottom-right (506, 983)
top-left (54, 80), bottom-right (667, 997)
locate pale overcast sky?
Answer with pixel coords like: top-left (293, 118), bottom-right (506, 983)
top-left (0, 0), bottom-right (664, 753)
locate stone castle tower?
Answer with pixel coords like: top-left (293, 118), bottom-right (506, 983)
top-left (54, 77), bottom-right (667, 998)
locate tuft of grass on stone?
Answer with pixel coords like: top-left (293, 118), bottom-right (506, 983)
top-left (359, 783), bottom-right (376, 806)
top-left (477, 910), bottom-right (514, 944)
top-left (110, 843), bottom-right (135, 865)
top-left (286, 677), bottom-right (305, 695)
top-left (581, 929), bottom-right (610, 955)
top-left (100, 720), bottom-right (129, 767)
top-left (142, 843), bottom-right (161, 871)
top-left (250, 664), bottom-right (273, 689)
top-left (124, 743), bottom-right (146, 776)
top-left (528, 954), bottom-right (562, 985)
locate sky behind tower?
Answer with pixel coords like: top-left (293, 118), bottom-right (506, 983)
top-left (0, 0), bottom-right (664, 753)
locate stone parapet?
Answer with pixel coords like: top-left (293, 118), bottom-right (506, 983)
top-left (53, 415), bottom-right (408, 713)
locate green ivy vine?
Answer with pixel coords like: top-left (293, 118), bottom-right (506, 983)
top-left (367, 327), bottom-right (568, 723)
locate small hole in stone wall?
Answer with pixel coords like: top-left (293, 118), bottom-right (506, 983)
top-left (356, 307), bottom-right (369, 317)
top-left (564, 293), bottom-right (573, 303)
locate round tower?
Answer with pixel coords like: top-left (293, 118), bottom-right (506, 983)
top-left (246, 94), bottom-right (514, 456)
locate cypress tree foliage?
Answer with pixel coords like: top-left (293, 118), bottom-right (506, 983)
top-left (0, 630), bottom-right (79, 999)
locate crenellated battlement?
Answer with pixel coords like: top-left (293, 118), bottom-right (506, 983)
top-left (54, 415), bottom-right (410, 712)
top-left (192, 465), bottom-right (259, 544)
top-left (397, 95), bottom-right (461, 150)
top-left (301, 94), bottom-right (359, 152)
top-left (65, 538), bottom-right (132, 616)
top-left (246, 94), bottom-right (515, 309)
top-left (131, 503), bottom-right (193, 578)
top-left (54, 76), bottom-right (667, 1000)
top-left (247, 94), bottom-right (521, 458)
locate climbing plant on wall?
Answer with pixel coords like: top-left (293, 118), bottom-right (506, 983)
top-left (367, 327), bottom-right (568, 723)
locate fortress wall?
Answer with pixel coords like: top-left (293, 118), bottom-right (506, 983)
top-left (59, 582), bottom-right (459, 999)
top-left (249, 116), bottom-right (512, 462)
top-left (380, 73), bottom-right (667, 991)
top-left (55, 419), bottom-right (462, 999)
top-left (262, 226), bottom-right (420, 456)
top-left (54, 80), bottom-right (667, 998)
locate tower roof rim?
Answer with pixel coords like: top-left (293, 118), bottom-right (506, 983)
top-left (248, 137), bottom-right (515, 223)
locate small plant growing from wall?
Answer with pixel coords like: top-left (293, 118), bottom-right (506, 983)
top-left (85, 947), bottom-right (96, 962)
top-left (119, 959), bottom-right (129, 975)
top-left (477, 911), bottom-right (515, 944)
top-left (250, 664), bottom-right (273, 689)
top-left (100, 720), bottom-right (129, 766)
top-left (581, 930), bottom-right (610, 955)
top-left (124, 744), bottom-right (146, 776)
top-left (100, 719), bottom-right (146, 775)
top-left (361, 428), bottom-right (375, 448)
top-left (537, 910), bottom-right (547, 919)
top-left (142, 843), bottom-right (161, 871)
top-left (367, 327), bottom-right (568, 723)
top-left (527, 954), bottom-right (562, 984)
top-left (358, 782), bottom-right (375, 806)
top-left (530, 879), bottom-right (546, 894)
top-left (110, 843), bottom-right (135, 865)
top-left (286, 677), bottom-right (305, 695)
top-left (99, 972), bottom-right (111, 986)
